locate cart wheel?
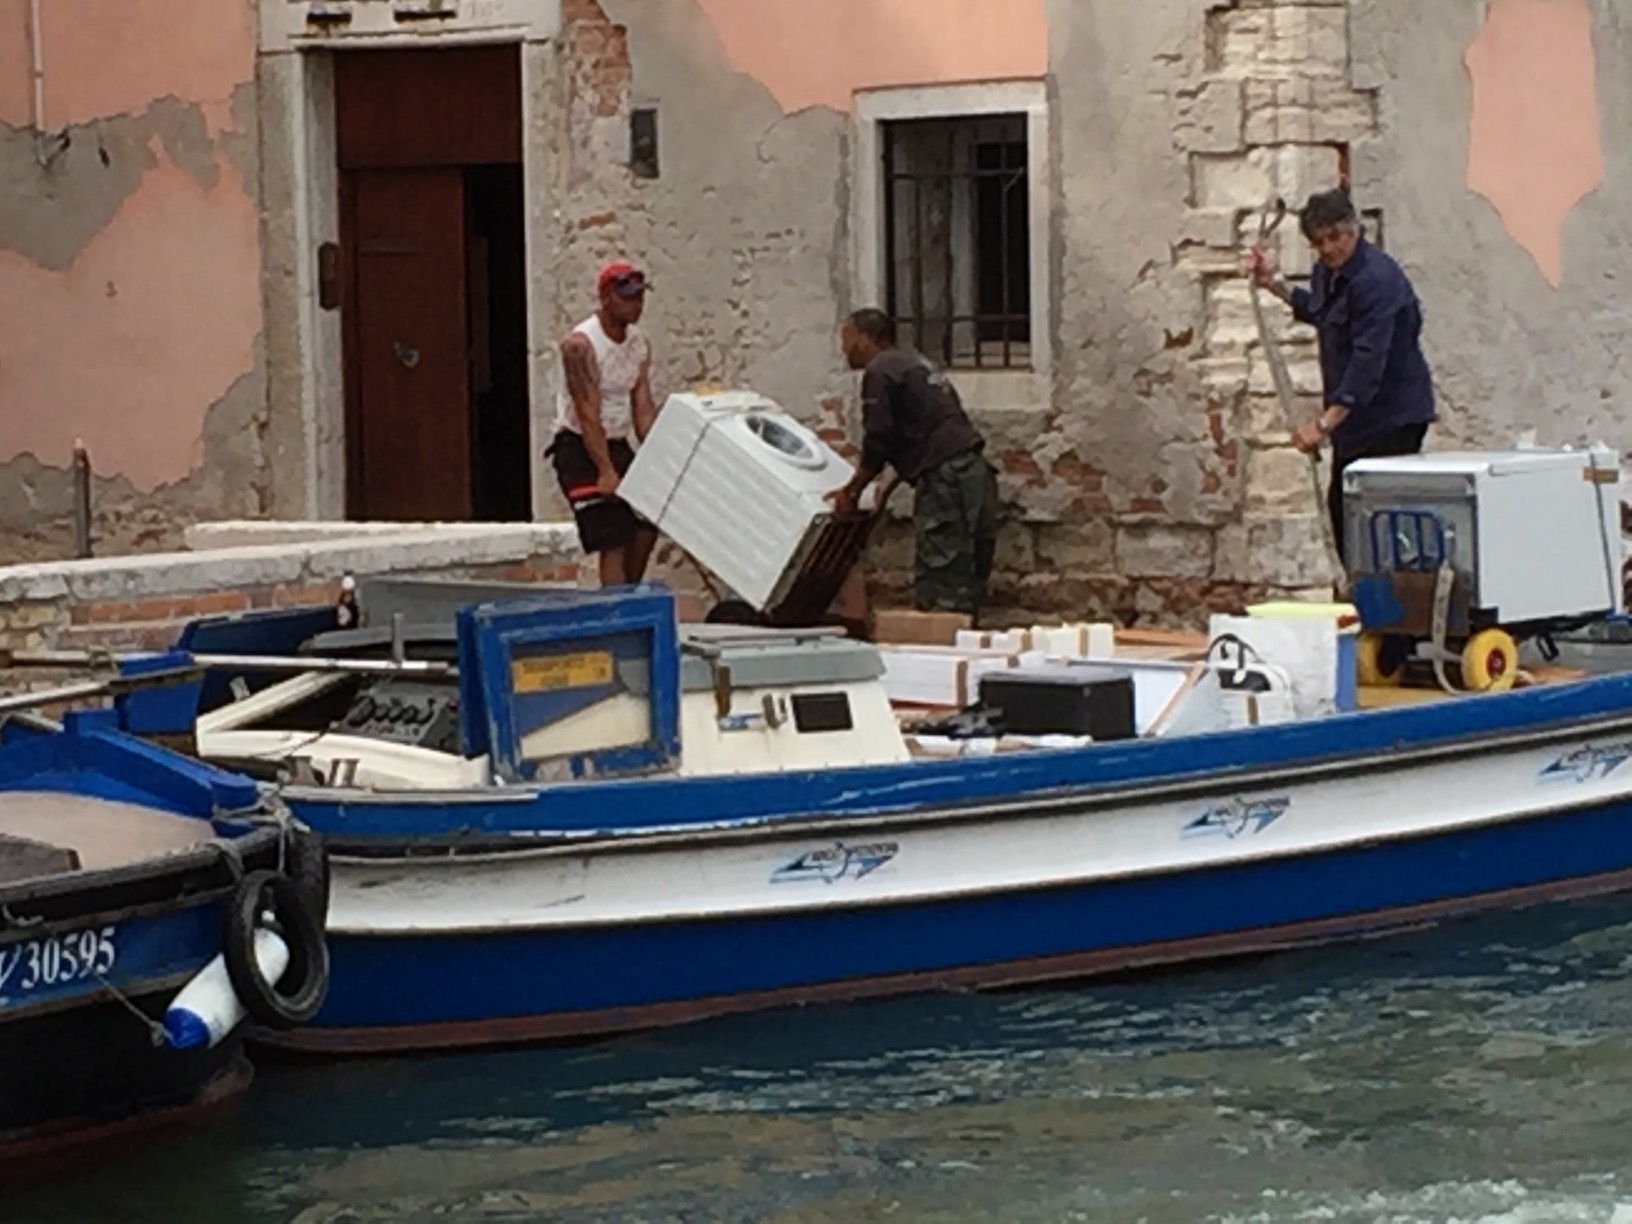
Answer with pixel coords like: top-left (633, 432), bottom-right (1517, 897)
top-left (1460, 628), bottom-right (1518, 693)
top-left (1356, 632), bottom-right (1403, 688)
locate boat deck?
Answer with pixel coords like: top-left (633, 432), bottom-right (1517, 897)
top-left (0, 793), bottom-right (211, 884)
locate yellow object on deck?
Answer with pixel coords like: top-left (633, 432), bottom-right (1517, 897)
top-left (1246, 601), bottom-right (1360, 627)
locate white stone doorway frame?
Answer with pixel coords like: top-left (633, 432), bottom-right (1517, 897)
top-left (256, 0), bottom-right (564, 523)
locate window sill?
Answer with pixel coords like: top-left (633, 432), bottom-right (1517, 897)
top-left (949, 367), bottom-right (1049, 413)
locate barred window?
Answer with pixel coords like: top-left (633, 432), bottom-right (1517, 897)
top-left (882, 114), bottom-right (1031, 370)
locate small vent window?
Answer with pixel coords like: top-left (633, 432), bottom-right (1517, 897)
top-left (791, 692), bottom-right (854, 733)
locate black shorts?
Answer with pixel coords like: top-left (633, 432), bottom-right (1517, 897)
top-left (548, 429), bottom-right (644, 554)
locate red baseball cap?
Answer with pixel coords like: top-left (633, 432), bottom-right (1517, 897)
top-left (598, 261), bottom-right (649, 299)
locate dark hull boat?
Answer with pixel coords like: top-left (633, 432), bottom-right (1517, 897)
top-left (0, 705), bottom-right (328, 1167)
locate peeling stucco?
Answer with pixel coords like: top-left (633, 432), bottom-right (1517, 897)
top-left (0, 148), bottom-right (261, 489)
top-left (1350, 0), bottom-right (1632, 455)
top-left (0, 346), bottom-right (267, 565)
top-left (0, 0), bottom-right (255, 131)
top-left (0, 0), bottom-right (262, 521)
top-left (692, 0), bottom-right (1048, 114)
top-left (1465, 0), bottom-right (1603, 288)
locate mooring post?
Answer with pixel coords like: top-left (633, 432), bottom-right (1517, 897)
top-left (71, 438), bottom-right (92, 558)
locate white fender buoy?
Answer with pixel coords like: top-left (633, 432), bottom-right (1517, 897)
top-left (162, 927), bottom-right (290, 1051)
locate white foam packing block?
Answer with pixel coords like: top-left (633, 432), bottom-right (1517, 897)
top-left (987, 629), bottom-right (1032, 653)
top-left (1019, 622), bottom-right (1117, 660)
top-left (954, 630), bottom-right (991, 651)
top-left (1031, 625), bottom-right (1084, 657)
top-left (1086, 623), bottom-right (1116, 658)
top-left (1207, 614), bottom-right (1338, 720)
top-left (881, 647), bottom-right (1017, 707)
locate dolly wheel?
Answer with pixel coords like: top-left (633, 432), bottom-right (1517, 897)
top-left (1356, 632), bottom-right (1403, 687)
top-left (1461, 628), bottom-right (1519, 693)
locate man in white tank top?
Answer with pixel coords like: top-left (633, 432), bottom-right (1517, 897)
top-left (550, 261), bottom-right (660, 587)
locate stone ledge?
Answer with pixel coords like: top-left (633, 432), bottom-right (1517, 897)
top-left (0, 523), bottom-right (584, 605)
top-left (183, 520), bottom-right (578, 551)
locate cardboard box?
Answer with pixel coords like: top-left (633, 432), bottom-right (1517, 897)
top-left (872, 609), bottom-right (972, 647)
top-left (879, 645), bottom-right (1017, 707)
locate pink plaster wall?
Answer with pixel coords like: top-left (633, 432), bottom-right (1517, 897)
top-left (1465, 0), bottom-right (1603, 288)
top-left (0, 152), bottom-right (262, 489)
top-left (694, 0), bottom-right (1049, 114)
top-left (0, 0), bottom-right (260, 489)
top-left (0, 0), bottom-right (253, 130)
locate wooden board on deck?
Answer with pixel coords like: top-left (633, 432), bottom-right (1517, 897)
top-left (1358, 663), bottom-right (1589, 709)
top-left (1114, 627), bottom-right (1209, 664)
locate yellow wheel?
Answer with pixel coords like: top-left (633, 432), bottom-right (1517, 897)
top-left (1460, 628), bottom-right (1519, 693)
top-left (1356, 632), bottom-right (1403, 687)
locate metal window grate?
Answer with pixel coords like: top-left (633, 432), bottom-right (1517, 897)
top-left (882, 114), bottom-right (1031, 370)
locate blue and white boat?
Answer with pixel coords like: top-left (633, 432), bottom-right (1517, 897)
top-left (0, 688), bottom-right (329, 1163)
top-left (110, 575), bottom-right (1632, 1058)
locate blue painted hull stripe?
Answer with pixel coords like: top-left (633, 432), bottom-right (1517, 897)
top-left (268, 793), bottom-right (1632, 1051)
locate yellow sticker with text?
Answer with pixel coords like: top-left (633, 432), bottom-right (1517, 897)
top-left (511, 650), bottom-right (615, 693)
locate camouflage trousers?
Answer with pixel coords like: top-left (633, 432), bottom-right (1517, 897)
top-left (913, 449), bottom-right (999, 619)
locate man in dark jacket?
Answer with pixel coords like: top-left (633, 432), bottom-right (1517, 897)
top-left (1249, 188), bottom-right (1436, 565)
top-left (829, 309), bottom-right (999, 619)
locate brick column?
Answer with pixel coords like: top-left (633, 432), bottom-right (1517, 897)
top-left (1179, 0), bottom-right (1379, 595)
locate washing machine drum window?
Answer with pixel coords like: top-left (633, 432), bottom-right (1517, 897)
top-left (745, 413), bottom-right (823, 469)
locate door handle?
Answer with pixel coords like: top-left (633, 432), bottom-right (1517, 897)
top-left (393, 341), bottom-right (420, 369)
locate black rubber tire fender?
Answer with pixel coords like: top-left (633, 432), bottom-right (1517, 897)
top-left (286, 823), bottom-right (331, 928)
top-left (222, 869), bottom-right (331, 1031)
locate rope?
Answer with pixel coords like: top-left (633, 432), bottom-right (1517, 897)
top-left (1587, 449), bottom-right (1621, 613)
top-left (1429, 560), bottom-right (1457, 695)
top-left (0, 903), bottom-right (42, 930)
top-left (206, 836), bottom-right (246, 885)
top-left (94, 969), bottom-right (169, 1047)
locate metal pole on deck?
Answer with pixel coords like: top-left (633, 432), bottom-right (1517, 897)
top-left (71, 438), bottom-right (92, 559)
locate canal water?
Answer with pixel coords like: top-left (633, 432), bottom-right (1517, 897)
top-left (8, 889), bottom-right (1632, 1223)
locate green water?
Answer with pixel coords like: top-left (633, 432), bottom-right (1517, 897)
top-left (8, 892), bottom-right (1632, 1223)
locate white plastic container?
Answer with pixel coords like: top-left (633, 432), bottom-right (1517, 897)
top-left (162, 927), bottom-right (289, 1050)
top-left (620, 390), bottom-right (854, 611)
top-left (1342, 447), bottom-right (1623, 624)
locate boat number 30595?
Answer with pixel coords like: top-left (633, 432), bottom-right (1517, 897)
top-left (0, 926), bottom-right (117, 997)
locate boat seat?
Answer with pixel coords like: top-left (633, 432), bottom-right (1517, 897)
top-left (0, 793), bottom-right (213, 872)
top-left (355, 577), bottom-right (570, 631)
top-left (300, 622), bottom-right (459, 660)
top-left (0, 833), bottom-right (79, 884)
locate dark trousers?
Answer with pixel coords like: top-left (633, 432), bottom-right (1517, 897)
top-left (913, 450), bottom-right (999, 619)
top-left (1328, 422), bottom-right (1429, 567)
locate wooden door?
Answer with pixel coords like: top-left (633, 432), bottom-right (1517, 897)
top-left (344, 168), bottom-right (471, 521)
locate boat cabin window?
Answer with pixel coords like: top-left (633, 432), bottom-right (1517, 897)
top-left (791, 692), bottom-right (854, 734)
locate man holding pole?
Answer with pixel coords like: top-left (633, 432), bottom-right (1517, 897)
top-left (1248, 188), bottom-right (1437, 566)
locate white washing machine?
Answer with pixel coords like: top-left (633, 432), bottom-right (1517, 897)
top-left (620, 390), bottom-right (856, 611)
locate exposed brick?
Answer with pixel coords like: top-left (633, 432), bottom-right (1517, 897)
top-left (87, 598), bottom-right (175, 624)
top-left (271, 583), bottom-right (339, 609)
top-left (1, 600), bottom-right (66, 632)
top-left (1207, 5), bottom-right (1350, 79)
top-left (1174, 80), bottom-right (1245, 154)
top-left (1034, 520), bottom-right (1117, 575)
top-left (183, 590), bottom-right (252, 617)
top-left (1244, 77), bottom-right (1378, 145)
top-left (1191, 144), bottom-right (1344, 212)
top-left (1116, 524), bottom-right (1216, 580)
top-left (999, 450), bottom-right (1046, 485)
top-left (567, 0), bottom-right (631, 119)
top-left (1245, 446), bottom-right (1325, 514)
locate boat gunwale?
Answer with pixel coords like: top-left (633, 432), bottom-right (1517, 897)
top-left (0, 823), bottom-right (284, 920)
top-left (304, 699), bottom-right (1632, 858)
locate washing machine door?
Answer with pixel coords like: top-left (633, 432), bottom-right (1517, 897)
top-left (742, 411), bottom-right (829, 472)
